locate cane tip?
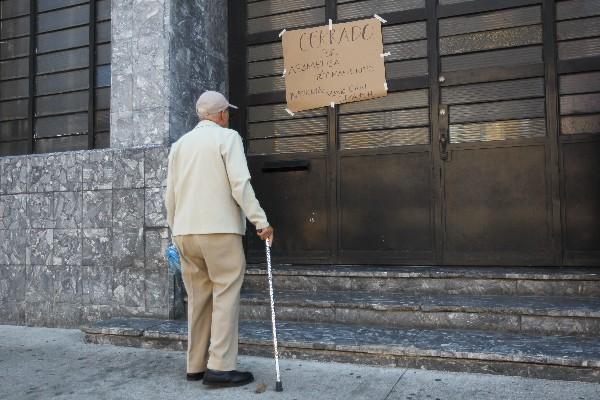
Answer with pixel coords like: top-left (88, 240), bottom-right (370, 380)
top-left (275, 381), bottom-right (283, 392)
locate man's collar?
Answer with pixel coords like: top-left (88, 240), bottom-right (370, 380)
top-left (197, 119), bottom-right (219, 128)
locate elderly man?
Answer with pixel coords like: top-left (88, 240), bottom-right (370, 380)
top-left (165, 90), bottom-right (273, 388)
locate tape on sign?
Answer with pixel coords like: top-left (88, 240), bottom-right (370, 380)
top-left (374, 14), bottom-right (387, 23)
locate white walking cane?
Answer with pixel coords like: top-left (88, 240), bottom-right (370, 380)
top-left (265, 238), bottom-right (283, 392)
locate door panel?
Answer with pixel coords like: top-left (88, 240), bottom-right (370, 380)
top-left (556, 0), bottom-right (600, 265)
top-left (240, 0), bottom-right (330, 263)
top-left (336, 5), bottom-right (433, 263)
top-left (443, 145), bottom-right (553, 264)
top-left (562, 142), bottom-right (600, 255)
top-left (247, 156), bottom-right (330, 261)
top-left (437, 1), bottom-right (556, 265)
top-left (339, 151), bottom-right (434, 261)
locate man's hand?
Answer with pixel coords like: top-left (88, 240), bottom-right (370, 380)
top-left (257, 226), bottom-right (274, 246)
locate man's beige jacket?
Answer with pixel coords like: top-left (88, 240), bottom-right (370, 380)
top-left (165, 119), bottom-right (269, 236)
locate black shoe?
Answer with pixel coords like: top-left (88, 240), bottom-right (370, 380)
top-left (202, 369), bottom-right (254, 387)
top-left (186, 371), bottom-right (205, 381)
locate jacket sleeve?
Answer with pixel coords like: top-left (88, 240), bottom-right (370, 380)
top-left (164, 145), bottom-right (177, 231)
top-left (222, 131), bottom-right (270, 230)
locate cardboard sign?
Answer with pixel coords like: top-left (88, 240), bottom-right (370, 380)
top-left (282, 18), bottom-right (387, 112)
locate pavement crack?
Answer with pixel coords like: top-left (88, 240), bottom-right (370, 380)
top-left (382, 368), bottom-right (408, 400)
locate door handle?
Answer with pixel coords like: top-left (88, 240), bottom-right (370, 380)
top-left (262, 159), bottom-right (310, 172)
top-left (439, 105), bottom-right (449, 162)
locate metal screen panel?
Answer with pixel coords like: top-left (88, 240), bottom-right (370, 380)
top-left (556, 0), bottom-right (600, 20)
top-left (248, 117), bottom-right (328, 139)
top-left (450, 119), bottom-right (547, 143)
top-left (439, 6), bottom-right (541, 36)
top-left (340, 128), bottom-right (429, 150)
top-left (439, 6), bottom-right (542, 73)
top-left (440, 25), bottom-right (542, 55)
top-left (247, 104), bottom-right (328, 155)
top-left (560, 71), bottom-right (600, 94)
top-left (248, 135), bottom-right (328, 154)
top-left (338, 89), bottom-right (430, 149)
top-left (247, 7), bottom-right (325, 34)
top-left (248, 0), bottom-right (323, 18)
top-left (442, 78), bottom-right (544, 105)
top-left (337, 0), bottom-right (425, 20)
top-left (557, 0), bottom-right (600, 137)
top-left (449, 98), bottom-right (546, 124)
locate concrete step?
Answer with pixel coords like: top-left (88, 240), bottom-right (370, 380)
top-left (243, 265), bottom-right (600, 297)
top-left (80, 317), bottom-right (600, 383)
top-left (239, 290), bottom-right (600, 337)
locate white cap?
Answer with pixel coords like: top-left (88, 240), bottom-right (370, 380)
top-left (196, 91), bottom-right (238, 117)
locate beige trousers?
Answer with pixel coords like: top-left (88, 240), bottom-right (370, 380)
top-left (173, 233), bottom-right (246, 373)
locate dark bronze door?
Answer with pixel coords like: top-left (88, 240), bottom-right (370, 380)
top-left (233, 1), bottom-right (437, 264)
top-left (434, 1), bottom-right (559, 265)
top-left (230, 0), bottom-right (600, 266)
top-left (335, 4), bottom-right (435, 264)
top-left (234, 2), bottom-right (333, 264)
top-left (554, 0), bottom-right (600, 265)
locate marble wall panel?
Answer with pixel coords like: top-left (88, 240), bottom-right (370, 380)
top-left (144, 147), bottom-right (168, 187)
top-left (0, 230), bottom-right (27, 265)
top-left (54, 191), bottom-right (83, 229)
top-left (0, 265), bottom-right (26, 302)
top-left (113, 188), bottom-right (144, 228)
top-left (113, 148), bottom-right (145, 189)
top-left (27, 193), bottom-right (54, 229)
top-left (82, 266), bottom-right (113, 305)
top-left (52, 229), bottom-right (82, 266)
top-left (27, 229), bottom-right (53, 265)
top-left (83, 190), bottom-right (113, 228)
top-left (83, 229), bottom-right (113, 266)
top-left (112, 267), bottom-right (145, 307)
top-left (145, 187), bottom-right (167, 227)
top-left (112, 227), bottom-right (145, 269)
top-left (0, 157), bottom-right (28, 194)
top-left (83, 151), bottom-right (113, 190)
top-left (145, 228), bottom-right (169, 271)
top-left (0, 194), bottom-right (28, 229)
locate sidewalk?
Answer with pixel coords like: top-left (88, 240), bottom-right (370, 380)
top-left (0, 324), bottom-right (598, 400)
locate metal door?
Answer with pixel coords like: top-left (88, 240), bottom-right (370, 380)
top-left (232, 1), bottom-right (437, 264)
top-left (231, 1), bottom-right (333, 263)
top-left (433, 1), bottom-right (559, 265)
top-left (554, 0), bottom-right (600, 265)
top-left (230, 0), bottom-right (600, 266)
top-left (334, 1), bottom-right (436, 264)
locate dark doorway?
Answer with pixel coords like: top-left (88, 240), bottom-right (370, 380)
top-left (229, 0), bottom-right (600, 266)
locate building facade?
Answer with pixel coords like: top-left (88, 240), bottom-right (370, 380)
top-left (0, 0), bottom-right (227, 327)
top-left (1, 0), bottom-right (599, 328)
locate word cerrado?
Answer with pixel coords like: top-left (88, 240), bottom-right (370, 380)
top-left (282, 17), bottom-right (386, 112)
top-left (298, 22), bottom-right (375, 51)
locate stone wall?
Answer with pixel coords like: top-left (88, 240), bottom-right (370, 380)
top-left (0, 147), bottom-right (186, 327)
top-left (0, 0), bottom-right (227, 328)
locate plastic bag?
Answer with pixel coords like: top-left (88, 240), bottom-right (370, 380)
top-left (165, 243), bottom-right (182, 273)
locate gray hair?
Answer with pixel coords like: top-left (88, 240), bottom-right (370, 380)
top-left (196, 97), bottom-right (210, 119)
